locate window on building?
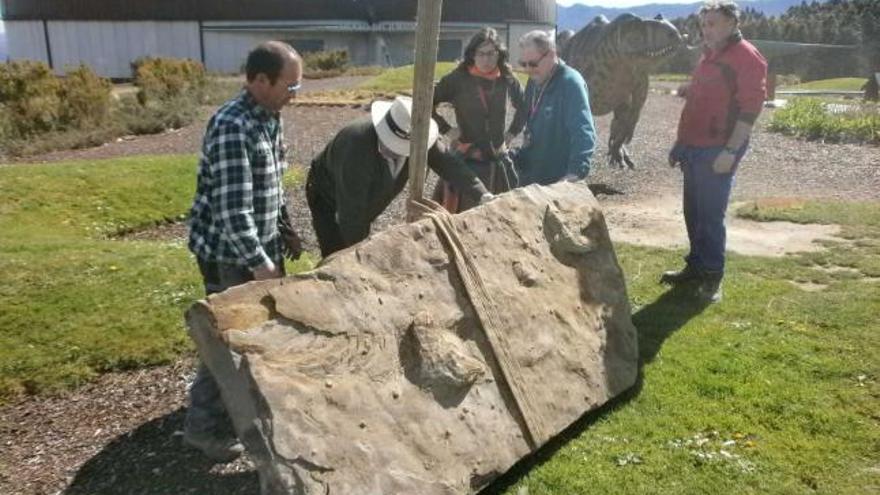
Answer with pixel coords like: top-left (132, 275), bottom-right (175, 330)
top-left (285, 39), bottom-right (326, 54)
top-left (438, 39), bottom-right (463, 62)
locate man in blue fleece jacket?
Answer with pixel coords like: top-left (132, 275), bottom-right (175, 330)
top-left (514, 30), bottom-right (597, 186)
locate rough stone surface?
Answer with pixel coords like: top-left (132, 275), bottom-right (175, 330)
top-left (186, 182), bottom-right (639, 495)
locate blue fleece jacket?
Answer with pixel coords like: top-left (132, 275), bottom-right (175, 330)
top-left (516, 61), bottom-right (596, 185)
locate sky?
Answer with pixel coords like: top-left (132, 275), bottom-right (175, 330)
top-left (557, 0), bottom-right (690, 6)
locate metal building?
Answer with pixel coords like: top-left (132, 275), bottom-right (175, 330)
top-left (1, 0), bottom-right (555, 78)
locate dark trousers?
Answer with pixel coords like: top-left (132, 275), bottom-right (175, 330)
top-left (306, 171), bottom-right (347, 257)
top-left (680, 145), bottom-right (743, 274)
top-left (185, 258), bottom-right (282, 436)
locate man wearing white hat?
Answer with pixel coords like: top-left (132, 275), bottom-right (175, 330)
top-left (306, 95), bottom-right (492, 256)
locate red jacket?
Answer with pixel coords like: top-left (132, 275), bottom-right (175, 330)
top-left (677, 34), bottom-right (767, 147)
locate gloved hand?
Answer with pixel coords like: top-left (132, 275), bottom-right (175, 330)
top-left (279, 217), bottom-right (304, 261)
top-left (668, 143), bottom-right (686, 168)
top-left (479, 192), bottom-right (496, 204)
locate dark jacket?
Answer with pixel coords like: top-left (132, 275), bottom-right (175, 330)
top-left (432, 65), bottom-right (526, 156)
top-left (308, 118), bottom-right (489, 246)
top-left (516, 61), bottom-right (597, 185)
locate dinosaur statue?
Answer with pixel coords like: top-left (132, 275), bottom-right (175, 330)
top-left (561, 14), bottom-right (684, 169)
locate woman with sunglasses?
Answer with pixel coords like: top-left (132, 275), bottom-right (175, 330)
top-left (431, 27), bottom-right (527, 212)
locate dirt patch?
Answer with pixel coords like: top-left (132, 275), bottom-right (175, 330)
top-left (0, 357), bottom-right (260, 495)
top-left (601, 195), bottom-right (841, 257)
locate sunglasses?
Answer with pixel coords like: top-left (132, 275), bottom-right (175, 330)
top-left (287, 81), bottom-right (302, 94)
top-left (518, 50), bottom-right (549, 68)
top-left (475, 49), bottom-right (499, 58)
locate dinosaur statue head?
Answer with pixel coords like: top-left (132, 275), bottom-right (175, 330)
top-left (557, 29), bottom-right (576, 51)
top-left (606, 13), bottom-right (683, 63)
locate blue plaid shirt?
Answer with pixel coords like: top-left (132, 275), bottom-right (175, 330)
top-left (188, 90), bottom-right (289, 269)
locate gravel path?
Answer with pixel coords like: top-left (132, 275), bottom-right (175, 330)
top-left (1, 79), bottom-right (878, 495)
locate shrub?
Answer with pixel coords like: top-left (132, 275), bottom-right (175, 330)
top-left (0, 103), bottom-right (20, 142)
top-left (768, 97), bottom-right (880, 144)
top-left (775, 74), bottom-right (801, 87)
top-left (203, 77), bottom-right (244, 106)
top-left (58, 64), bottom-right (113, 129)
top-left (114, 93), bottom-right (199, 135)
top-left (132, 57), bottom-right (207, 104)
top-left (0, 61), bottom-right (62, 136)
top-left (303, 50), bottom-right (349, 79)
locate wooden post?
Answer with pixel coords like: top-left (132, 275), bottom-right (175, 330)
top-left (407, 0), bottom-right (443, 220)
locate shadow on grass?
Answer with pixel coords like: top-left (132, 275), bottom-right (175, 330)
top-left (480, 283), bottom-right (709, 495)
top-left (64, 407), bottom-right (259, 495)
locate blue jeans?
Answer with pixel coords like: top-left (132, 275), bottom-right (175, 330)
top-left (678, 145), bottom-right (745, 274)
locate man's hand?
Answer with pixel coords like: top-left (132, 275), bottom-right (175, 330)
top-left (712, 149), bottom-right (737, 174)
top-left (252, 261), bottom-right (282, 280)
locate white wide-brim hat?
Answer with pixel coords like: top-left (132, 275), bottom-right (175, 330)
top-left (371, 95), bottom-right (439, 157)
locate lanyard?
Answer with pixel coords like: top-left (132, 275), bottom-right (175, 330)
top-left (529, 82), bottom-right (550, 120)
top-left (529, 64), bottom-right (558, 119)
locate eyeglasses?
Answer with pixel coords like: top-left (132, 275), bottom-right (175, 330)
top-left (475, 48), bottom-right (499, 58)
top-left (518, 50), bottom-right (549, 69)
top-left (287, 81), bottom-right (302, 94)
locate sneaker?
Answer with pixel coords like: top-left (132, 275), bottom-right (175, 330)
top-left (659, 264), bottom-right (700, 285)
top-left (183, 430), bottom-right (244, 463)
top-left (696, 271), bottom-right (723, 303)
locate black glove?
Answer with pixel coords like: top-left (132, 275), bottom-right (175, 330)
top-left (278, 216), bottom-right (304, 261)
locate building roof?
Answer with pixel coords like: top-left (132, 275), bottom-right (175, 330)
top-left (0, 0), bottom-right (555, 24)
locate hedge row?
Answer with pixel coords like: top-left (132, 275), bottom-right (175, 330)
top-left (0, 58), bottom-right (208, 156)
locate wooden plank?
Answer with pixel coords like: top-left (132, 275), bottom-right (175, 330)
top-left (407, 0), bottom-right (443, 221)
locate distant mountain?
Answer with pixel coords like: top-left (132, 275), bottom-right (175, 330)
top-left (557, 0), bottom-right (827, 32)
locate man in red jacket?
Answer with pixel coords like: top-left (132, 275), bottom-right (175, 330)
top-left (664, 0), bottom-right (767, 303)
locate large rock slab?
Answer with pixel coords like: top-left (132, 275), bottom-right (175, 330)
top-left (186, 182), bottom-right (638, 494)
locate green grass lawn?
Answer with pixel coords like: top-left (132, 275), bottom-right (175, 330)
top-left (503, 200), bottom-right (880, 494)
top-left (0, 156), bottom-right (877, 492)
top-left (0, 155), bottom-right (311, 400)
top-left (651, 73), bottom-right (691, 83)
top-left (358, 62), bottom-right (529, 92)
top-left (779, 77), bottom-right (866, 92)
top-left (768, 97), bottom-right (880, 144)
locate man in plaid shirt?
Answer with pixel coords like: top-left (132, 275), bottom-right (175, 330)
top-left (185, 41), bottom-right (304, 462)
